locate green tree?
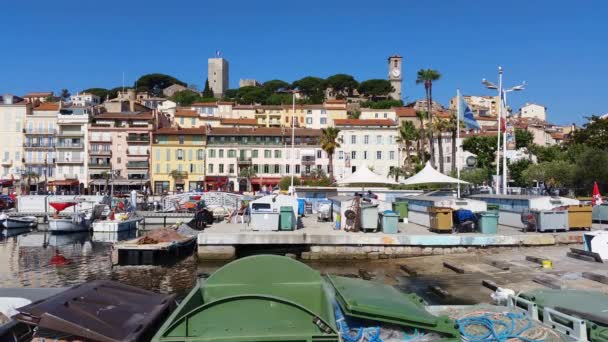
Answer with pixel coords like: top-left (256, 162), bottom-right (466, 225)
top-left (292, 77), bottom-right (326, 103)
top-left (515, 128), bottom-right (534, 149)
top-left (571, 116), bottom-right (608, 150)
top-left (415, 69), bottom-right (442, 168)
top-left (107, 86), bottom-right (125, 100)
top-left (388, 166), bottom-right (407, 182)
top-left (320, 127), bottom-right (341, 181)
top-left (428, 117), bottom-right (448, 173)
top-left (223, 88), bottom-right (238, 99)
top-left (265, 93), bottom-right (293, 105)
top-left (236, 86), bottom-right (269, 104)
top-left (279, 176), bottom-right (301, 191)
top-left (262, 79), bottom-right (290, 92)
top-left (457, 168), bottom-right (489, 186)
top-left (135, 73), bottom-right (186, 95)
top-left (462, 135), bottom-right (498, 170)
top-left (508, 159), bottom-right (532, 187)
top-left (325, 74), bottom-right (358, 98)
top-left (572, 147), bottom-right (608, 195)
top-left (359, 99), bottom-right (403, 109)
top-left (522, 160), bottom-right (576, 191)
top-left (238, 167), bottom-right (257, 192)
top-left (202, 78), bottom-right (214, 98)
top-left (348, 110), bottom-right (361, 119)
top-left (528, 144), bottom-right (566, 163)
top-left (416, 111), bottom-right (428, 159)
top-left (60, 89), bottom-right (70, 101)
top-left (395, 121), bottom-right (419, 174)
top-left (100, 171), bottom-right (111, 193)
top-left (170, 89), bottom-right (203, 106)
top-left (357, 79), bottom-right (394, 100)
top-left (445, 113), bottom-right (463, 173)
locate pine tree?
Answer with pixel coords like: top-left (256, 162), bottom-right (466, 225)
top-left (202, 78), bottom-right (214, 98)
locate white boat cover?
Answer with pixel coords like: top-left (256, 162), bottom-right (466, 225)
top-left (337, 165), bottom-right (397, 185)
top-left (400, 161), bottom-right (469, 185)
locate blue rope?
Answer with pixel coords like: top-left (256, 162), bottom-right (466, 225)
top-left (334, 303), bottom-right (382, 342)
top-left (457, 313), bottom-right (544, 342)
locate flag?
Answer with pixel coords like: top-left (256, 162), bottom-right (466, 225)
top-left (458, 95), bottom-right (481, 130)
top-left (500, 117), bottom-right (506, 133)
top-left (592, 181), bottom-right (603, 206)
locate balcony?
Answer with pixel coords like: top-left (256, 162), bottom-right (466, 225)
top-left (301, 156), bottom-right (316, 165)
top-left (127, 150), bottom-right (148, 156)
top-left (126, 135), bottom-right (150, 143)
top-left (63, 174), bottom-right (79, 179)
top-left (237, 157), bottom-right (252, 165)
top-left (1, 160), bottom-right (12, 166)
top-left (56, 158), bottom-right (84, 164)
top-left (24, 129), bottom-right (56, 135)
top-left (89, 137), bottom-right (112, 143)
top-left (57, 131), bottom-right (84, 137)
top-left (56, 143), bottom-right (84, 149)
top-left (89, 162), bottom-right (111, 169)
top-left (23, 143), bottom-right (55, 149)
top-left (89, 150), bottom-right (112, 156)
top-left (126, 161), bottom-right (149, 169)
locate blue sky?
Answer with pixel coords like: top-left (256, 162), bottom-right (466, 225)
top-left (1, 0), bottom-right (606, 125)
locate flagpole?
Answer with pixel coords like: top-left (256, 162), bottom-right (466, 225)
top-left (456, 89), bottom-right (461, 198)
top-left (495, 66), bottom-right (503, 194)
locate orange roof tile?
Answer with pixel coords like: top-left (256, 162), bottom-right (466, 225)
top-left (154, 127), bottom-right (206, 135)
top-left (191, 102), bottom-right (218, 107)
top-left (325, 99), bottom-right (347, 104)
top-left (24, 92), bottom-right (53, 98)
top-left (175, 109), bottom-right (198, 118)
top-left (34, 102), bottom-right (60, 111)
top-left (207, 127), bottom-right (321, 137)
top-left (94, 112), bottom-right (153, 120)
top-left (220, 118), bottom-right (258, 126)
top-left (334, 119), bottom-right (396, 126)
top-left (393, 107), bottom-right (416, 117)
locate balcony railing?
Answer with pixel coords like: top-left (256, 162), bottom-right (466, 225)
top-left (56, 143), bottom-right (84, 149)
top-left (63, 174), bottom-right (79, 179)
top-left (127, 150), bottom-right (148, 156)
top-left (1, 160), bottom-right (12, 166)
top-left (301, 156), bottom-right (316, 165)
top-left (126, 161), bottom-right (149, 169)
top-left (89, 163), bottom-right (111, 169)
top-left (24, 129), bottom-right (56, 135)
top-left (237, 157), bottom-right (252, 165)
top-left (23, 143), bottom-right (55, 149)
top-left (57, 131), bottom-right (84, 137)
top-left (126, 135), bottom-right (150, 143)
top-left (89, 150), bottom-right (112, 156)
top-left (56, 158), bottom-right (84, 164)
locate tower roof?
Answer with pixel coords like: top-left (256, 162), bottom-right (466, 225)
top-left (388, 54), bottom-right (402, 60)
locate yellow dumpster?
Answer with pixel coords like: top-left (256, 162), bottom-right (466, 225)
top-left (429, 207), bottom-right (453, 232)
top-left (568, 204), bottom-right (592, 230)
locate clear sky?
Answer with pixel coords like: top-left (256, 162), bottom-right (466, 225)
top-left (1, 0), bottom-right (606, 125)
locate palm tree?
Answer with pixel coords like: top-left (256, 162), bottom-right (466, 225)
top-left (445, 113), bottom-right (463, 174)
top-left (395, 121), bottom-right (419, 174)
top-left (238, 167), bottom-right (257, 192)
top-left (388, 166), bottom-right (407, 182)
top-left (320, 127), bottom-right (341, 181)
top-left (100, 171), bottom-right (111, 193)
top-left (428, 118), bottom-right (448, 173)
top-left (415, 69), bottom-right (442, 167)
top-left (415, 111), bottom-right (427, 159)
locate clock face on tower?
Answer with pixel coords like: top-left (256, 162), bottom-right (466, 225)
top-left (391, 68), bottom-right (401, 78)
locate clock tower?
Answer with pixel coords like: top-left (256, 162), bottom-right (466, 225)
top-left (388, 55), bottom-right (403, 101)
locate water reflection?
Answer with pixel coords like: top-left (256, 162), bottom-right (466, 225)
top-left (0, 226), bottom-right (197, 297)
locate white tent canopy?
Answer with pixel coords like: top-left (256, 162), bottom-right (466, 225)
top-left (400, 161), bottom-right (469, 185)
top-left (337, 165), bottom-right (397, 185)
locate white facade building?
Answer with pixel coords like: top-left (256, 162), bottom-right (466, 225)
top-left (333, 119), bottom-right (399, 182)
top-left (519, 103), bottom-right (546, 121)
top-left (359, 108), bottom-right (397, 121)
top-left (0, 95), bottom-right (29, 181)
top-left (54, 106), bottom-right (90, 191)
top-left (70, 93), bottom-right (100, 107)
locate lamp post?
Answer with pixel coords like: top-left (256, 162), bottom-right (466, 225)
top-left (482, 67), bottom-right (525, 194)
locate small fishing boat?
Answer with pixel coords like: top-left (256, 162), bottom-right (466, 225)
top-left (47, 201), bottom-right (104, 233)
top-left (92, 212), bottom-right (143, 232)
top-left (0, 213), bottom-right (37, 229)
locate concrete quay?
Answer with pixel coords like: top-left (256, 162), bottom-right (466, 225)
top-left (197, 216), bottom-right (590, 260)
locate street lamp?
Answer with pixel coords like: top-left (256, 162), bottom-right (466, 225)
top-left (481, 66), bottom-right (525, 194)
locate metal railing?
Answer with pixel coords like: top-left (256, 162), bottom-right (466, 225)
top-left (56, 143), bottom-right (84, 148)
top-left (23, 143), bottom-right (55, 149)
top-left (126, 161), bottom-right (149, 168)
top-left (89, 150), bottom-right (112, 155)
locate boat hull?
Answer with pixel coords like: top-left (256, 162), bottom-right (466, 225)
top-left (1, 217), bottom-right (38, 229)
top-left (92, 217), bottom-right (142, 232)
top-left (48, 218), bottom-right (90, 233)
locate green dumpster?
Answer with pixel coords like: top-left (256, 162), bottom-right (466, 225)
top-left (279, 206), bottom-right (294, 231)
top-left (392, 201), bottom-right (409, 221)
top-left (379, 210), bottom-right (400, 234)
top-left (487, 204), bottom-right (499, 213)
top-left (478, 212), bottom-right (498, 234)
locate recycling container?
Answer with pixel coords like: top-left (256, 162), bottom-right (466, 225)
top-left (360, 204), bottom-right (379, 232)
top-left (297, 199), bottom-right (306, 216)
top-left (379, 210), bottom-right (399, 234)
top-left (567, 204), bottom-right (592, 229)
top-left (250, 203), bottom-right (279, 231)
top-left (487, 204), bottom-right (500, 214)
top-left (533, 209), bottom-right (569, 232)
top-left (428, 207), bottom-right (453, 231)
top-left (392, 201), bottom-right (409, 221)
top-left (279, 206), bottom-right (294, 231)
top-left (478, 212), bottom-right (498, 234)
top-left (592, 203), bottom-right (608, 223)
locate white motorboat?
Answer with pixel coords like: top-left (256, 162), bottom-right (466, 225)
top-left (0, 213), bottom-right (37, 229)
top-left (47, 201), bottom-right (105, 233)
top-left (92, 212), bottom-right (143, 232)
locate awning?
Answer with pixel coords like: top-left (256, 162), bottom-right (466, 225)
top-left (89, 179), bottom-right (148, 186)
top-left (48, 180), bottom-right (80, 186)
top-left (400, 161), bottom-right (469, 185)
top-left (0, 180), bottom-right (14, 187)
top-left (337, 165), bottom-right (397, 185)
top-left (250, 177), bottom-right (281, 185)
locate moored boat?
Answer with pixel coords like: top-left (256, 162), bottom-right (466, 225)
top-left (92, 212), bottom-right (143, 232)
top-left (47, 201), bottom-right (105, 233)
top-left (0, 213), bottom-right (37, 229)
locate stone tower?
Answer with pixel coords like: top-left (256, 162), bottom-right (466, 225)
top-left (208, 57), bottom-right (229, 98)
top-left (388, 55), bottom-right (403, 101)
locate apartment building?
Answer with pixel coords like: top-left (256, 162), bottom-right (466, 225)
top-left (205, 127), bottom-right (328, 192)
top-left (519, 103), bottom-right (546, 121)
top-left (70, 92), bottom-right (100, 107)
top-left (52, 105), bottom-right (90, 193)
top-left (23, 92), bottom-right (54, 104)
top-left (333, 119), bottom-right (399, 181)
top-left (0, 95), bottom-right (30, 182)
top-left (150, 127), bottom-right (206, 194)
top-left (24, 102), bottom-right (59, 188)
top-left (359, 108), bottom-right (397, 121)
top-left (449, 95), bottom-right (500, 117)
top-left (88, 112), bottom-right (154, 192)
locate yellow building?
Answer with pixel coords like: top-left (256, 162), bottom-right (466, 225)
top-left (150, 127), bottom-right (206, 194)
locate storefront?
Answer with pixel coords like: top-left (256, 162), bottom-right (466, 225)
top-left (249, 177), bottom-right (281, 192)
top-left (48, 179), bottom-right (81, 195)
top-left (205, 176), bottom-right (229, 191)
